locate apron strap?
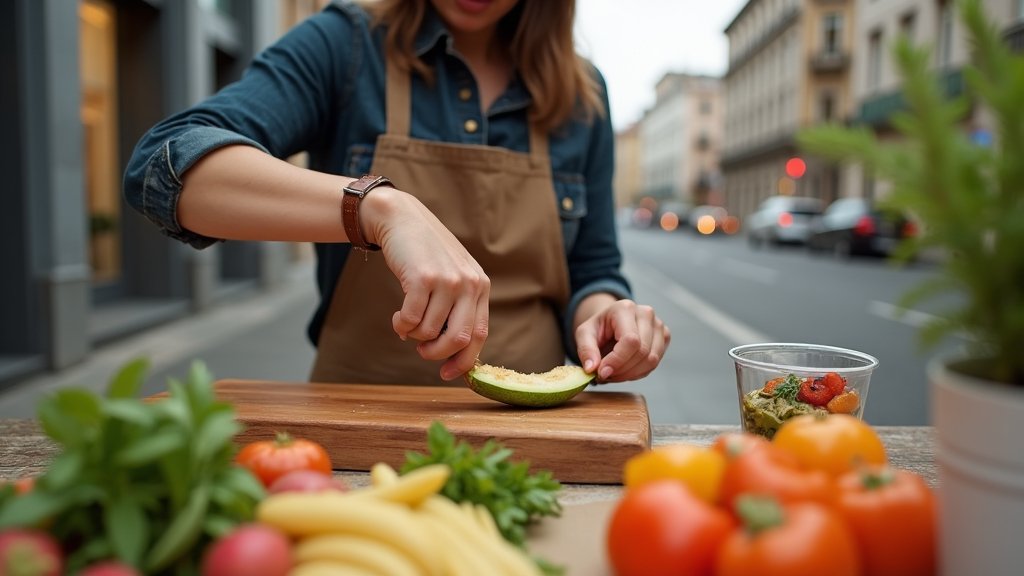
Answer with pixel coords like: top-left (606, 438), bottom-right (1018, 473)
top-left (385, 55), bottom-right (411, 136)
top-left (528, 123), bottom-right (549, 169)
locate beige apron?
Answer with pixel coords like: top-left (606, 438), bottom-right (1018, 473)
top-left (310, 57), bottom-right (570, 385)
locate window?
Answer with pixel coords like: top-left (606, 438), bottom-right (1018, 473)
top-left (822, 13), bottom-right (844, 55)
top-left (820, 92), bottom-right (835, 122)
top-left (80, 0), bottom-right (121, 283)
top-left (937, 0), bottom-right (954, 67)
top-left (868, 30), bottom-right (883, 91)
top-left (900, 11), bottom-right (917, 42)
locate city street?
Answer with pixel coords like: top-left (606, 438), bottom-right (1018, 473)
top-left (0, 224), bottom-right (957, 427)
top-left (604, 225), bottom-right (960, 426)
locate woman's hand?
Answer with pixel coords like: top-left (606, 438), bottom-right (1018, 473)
top-left (574, 295), bottom-right (670, 383)
top-left (361, 187), bottom-right (490, 381)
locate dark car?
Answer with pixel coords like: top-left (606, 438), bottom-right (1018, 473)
top-left (807, 197), bottom-right (917, 257)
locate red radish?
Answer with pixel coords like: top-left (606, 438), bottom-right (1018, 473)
top-left (200, 524), bottom-right (293, 576)
top-left (0, 529), bottom-right (63, 576)
top-left (268, 470), bottom-right (347, 494)
top-left (78, 561), bottom-right (142, 575)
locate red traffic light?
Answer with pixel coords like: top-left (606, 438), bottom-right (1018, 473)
top-left (785, 157), bottom-right (807, 179)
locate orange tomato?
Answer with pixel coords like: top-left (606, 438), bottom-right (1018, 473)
top-left (235, 433), bottom-right (332, 488)
top-left (716, 496), bottom-right (861, 576)
top-left (716, 437), bottom-right (834, 509)
top-left (772, 413), bottom-right (886, 476)
top-left (607, 480), bottom-right (733, 576)
top-left (836, 466), bottom-right (937, 576)
top-left (623, 444), bottom-right (726, 502)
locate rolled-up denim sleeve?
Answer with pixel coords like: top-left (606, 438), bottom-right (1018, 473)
top-left (122, 6), bottom-right (360, 248)
top-left (563, 68), bottom-right (633, 363)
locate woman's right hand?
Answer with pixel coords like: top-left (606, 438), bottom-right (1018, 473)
top-left (360, 187), bottom-right (490, 381)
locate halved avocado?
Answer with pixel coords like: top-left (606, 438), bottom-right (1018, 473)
top-left (464, 364), bottom-right (595, 408)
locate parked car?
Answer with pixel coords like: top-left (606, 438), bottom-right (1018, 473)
top-left (687, 205), bottom-right (729, 235)
top-left (746, 195), bottom-right (824, 247)
top-left (807, 197), bottom-right (917, 258)
top-left (656, 200), bottom-right (693, 232)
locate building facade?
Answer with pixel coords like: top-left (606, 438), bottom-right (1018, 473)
top-left (638, 73), bottom-right (723, 206)
top-left (845, 0), bottom-right (1023, 199)
top-left (613, 123), bottom-right (644, 209)
top-left (0, 0), bottom-right (322, 389)
top-left (722, 0), bottom-right (856, 221)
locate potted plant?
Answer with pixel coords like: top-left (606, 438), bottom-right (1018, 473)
top-left (797, 0), bottom-right (1024, 573)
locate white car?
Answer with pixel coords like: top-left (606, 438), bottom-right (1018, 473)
top-left (746, 196), bottom-right (824, 246)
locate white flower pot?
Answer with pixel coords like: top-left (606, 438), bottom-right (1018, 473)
top-left (930, 358), bottom-right (1024, 576)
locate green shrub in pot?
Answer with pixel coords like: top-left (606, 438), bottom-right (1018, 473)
top-left (798, 1), bottom-right (1023, 573)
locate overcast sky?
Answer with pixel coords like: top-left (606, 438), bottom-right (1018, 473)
top-left (574, 0), bottom-right (749, 131)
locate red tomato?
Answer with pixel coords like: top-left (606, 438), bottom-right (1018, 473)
top-left (0, 529), bottom-right (63, 576)
top-left (716, 439), bottom-right (834, 509)
top-left (201, 524), bottom-right (293, 576)
top-left (78, 561), bottom-right (142, 575)
top-left (607, 480), bottom-right (733, 576)
top-left (235, 434), bottom-right (332, 488)
top-left (716, 497), bottom-right (861, 576)
top-left (836, 466), bottom-right (937, 576)
top-left (268, 470), bottom-right (347, 494)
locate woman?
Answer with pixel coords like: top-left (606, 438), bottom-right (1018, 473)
top-left (123, 0), bottom-right (670, 385)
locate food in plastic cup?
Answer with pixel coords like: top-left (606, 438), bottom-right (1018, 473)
top-left (728, 343), bottom-right (879, 439)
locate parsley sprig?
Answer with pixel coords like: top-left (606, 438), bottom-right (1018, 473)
top-left (772, 374), bottom-right (802, 402)
top-left (401, 421), bottom-right (563, 547)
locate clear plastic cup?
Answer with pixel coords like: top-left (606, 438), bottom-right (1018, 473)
top-left (728, 343), bottom-right (879, 439)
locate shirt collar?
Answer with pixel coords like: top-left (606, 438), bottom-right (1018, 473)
top-left (413, 7), bottom-right (449, 57)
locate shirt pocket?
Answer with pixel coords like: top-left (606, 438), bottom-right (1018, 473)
top-left (554, 172), bottom-right (588, 252)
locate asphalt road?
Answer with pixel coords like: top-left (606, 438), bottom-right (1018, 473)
top-left (599, 225), bottom-right (962, 426)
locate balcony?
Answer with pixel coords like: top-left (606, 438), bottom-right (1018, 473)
top-left (1004, 21), bottom-right (1024, 54)
top-left (856, 68), bottom-right (964, 127)
top-left (810, 50), bottom-right (850, 74)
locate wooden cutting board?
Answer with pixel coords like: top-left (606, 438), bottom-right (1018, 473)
top-left (213, 379), bottom-right (651, 484)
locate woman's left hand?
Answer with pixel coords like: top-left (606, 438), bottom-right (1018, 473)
top-left (575, 296), bottom-right (670, 383)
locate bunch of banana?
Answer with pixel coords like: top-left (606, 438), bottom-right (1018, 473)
top-left (257, 462), bottom-right (543, 576)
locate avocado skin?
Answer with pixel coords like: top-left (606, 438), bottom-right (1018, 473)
top-left (463, 365), bottom-right (594, 408)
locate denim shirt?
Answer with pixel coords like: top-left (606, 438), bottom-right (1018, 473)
top-left (122, 1), bottom-right (632, 361)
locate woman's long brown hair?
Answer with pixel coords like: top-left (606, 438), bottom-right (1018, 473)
top-left (362, 0), bottom-right (604, 133)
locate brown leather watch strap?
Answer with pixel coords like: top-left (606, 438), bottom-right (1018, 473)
top-left (342, 174), bottom-right (393, 251)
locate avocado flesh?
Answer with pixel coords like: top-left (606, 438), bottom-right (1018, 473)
top-left (464, 364), bottom-right (595, 408)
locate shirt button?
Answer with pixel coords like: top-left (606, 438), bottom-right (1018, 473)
top-left (458, 88), bottom-right (473, 101)
top-left (562, 197), bottom-right (574, 211)
top-left (464, 119), bottom-right (479, 133)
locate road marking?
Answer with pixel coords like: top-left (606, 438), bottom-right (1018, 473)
top-left (633, 262), bottom-right (772, 346)
top-left (719, 258), bottom-right (779, 285)
top-left (867, 300), bottom-right (940, 328)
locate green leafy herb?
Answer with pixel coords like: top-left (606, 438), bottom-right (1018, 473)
top-left (772, 374), bottom-right (802, 402)
top-left (0, 358), bottom-right (263, 575)
top-left (401, 421), bottom-right (563, 547)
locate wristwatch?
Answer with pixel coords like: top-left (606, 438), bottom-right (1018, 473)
top-left (342, 174), bottom-right (393, 251)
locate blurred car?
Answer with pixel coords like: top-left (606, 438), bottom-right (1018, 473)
top-left (746, 195), bottom-right (824, 246)
top-left (807, 197), bottom-right (917, 257)
top-left (687, 205), bottom-right (730, 235)
top-left (656, 200), bottom-right (693, 232)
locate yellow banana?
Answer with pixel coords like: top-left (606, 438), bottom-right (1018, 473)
top-left (418, 513), bottom-right (497, 576)
top-left (288, 560), bottom-right (379, 576)
top-left (294, 534), bottom-right (420, 576)
top-left (370, 462), bottom-right (399, 486)
top-left (258, 492), bottom-right (441, 576)
top-left (351, 463), bottom-right (450, 506)
top-left (420, 495), bottom-right (541, 576)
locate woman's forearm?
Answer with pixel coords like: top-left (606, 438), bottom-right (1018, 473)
top-left (179, 145), bottom-right (359, 243)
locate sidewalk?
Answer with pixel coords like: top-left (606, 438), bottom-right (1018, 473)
top-left (0, 264), bottom-right (320, 418)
